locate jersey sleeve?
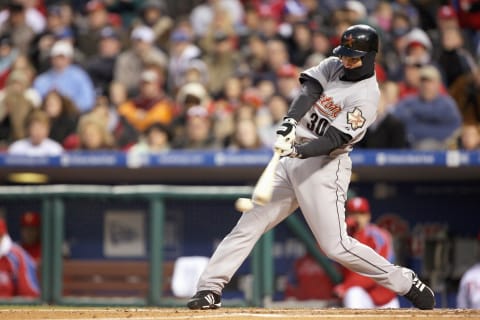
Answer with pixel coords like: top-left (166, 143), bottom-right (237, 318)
top-left (330, 95), bottom-right (378, 142)
top-left (301, 57), bottom-right (340, 89)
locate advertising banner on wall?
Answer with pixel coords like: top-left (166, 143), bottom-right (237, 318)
top-left (103, 211), bottom-right (146, 257)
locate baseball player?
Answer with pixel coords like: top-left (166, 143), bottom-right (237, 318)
top-left (334, 197), bottom-right (400, 308)
top-left (457, 262), bottom-right (480, 309)
top-left (0, 218), bottom-right (40, 298)
top-left (187, 25), bottom-right (435, 310)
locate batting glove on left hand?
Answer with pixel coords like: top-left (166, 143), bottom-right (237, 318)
top-left (274, 118), bottom-right (299, 158)
top-left (275, 117), bottom-right (297, 144)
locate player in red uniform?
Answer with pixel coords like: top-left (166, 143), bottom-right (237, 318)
top-left (0, 217), bottom-right (40, 298)
top-left (333, 197), bottom-right (399, 308)
top-left (20, 211), bottom-right (42, 263)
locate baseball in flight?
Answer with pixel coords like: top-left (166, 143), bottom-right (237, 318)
top-left (235, 197), bottom-right (254, 212)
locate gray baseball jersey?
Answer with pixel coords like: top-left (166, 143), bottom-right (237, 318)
top-left (296, 57), bottom-right (379, 155)
top-left (196, 56), bottom-right (416, 298)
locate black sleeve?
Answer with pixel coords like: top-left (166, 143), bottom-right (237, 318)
top-left (285, 74), bottom-right (324, 121)
top-left (296, 126), bottom-right (353, 158)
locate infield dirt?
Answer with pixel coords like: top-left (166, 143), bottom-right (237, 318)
top-left (1, 307), bottom-right (479, 320)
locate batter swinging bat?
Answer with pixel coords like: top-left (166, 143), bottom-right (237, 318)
top-left (235, 149), bottom-right (281, 212)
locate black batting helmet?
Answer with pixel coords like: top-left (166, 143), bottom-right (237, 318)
top-left (333, 24), bottom-right (379, 58)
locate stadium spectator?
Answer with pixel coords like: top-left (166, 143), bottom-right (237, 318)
top-left (287, 21), bottom-right (314, 68)
top-left (172, 81), bottom-right (210, 141)
top-left (28, 3), bottom-right (76, 73)
top-left (263, 38), bottom-right (291, 82)
top-left (391, 0), bottom-right (419, 27)
top-left (0, 65), bottom-right (38, 111)
top-left (449, 67), bottom-right (480, 125)
top-left (203, 30), bottom-right (241, 97)
top-left (189, 0), bottom-right (244, 38)
top-left (8, 109), bottom-right (63, 156)
top-left (0, 217), bottom-right (40, 298)
top-left (240, 33), bottom-right (269, 81)
top-left (132, 0), bottom-right (173, 51)
top-left (0, 33), bottom-right (19, 89)
top-left (258, 94), bottom-right (289, 148)
top-left (19, 211), bottom-right (41, 263)
top-left (438, 26), bottom-right (477, 89)
top-left (85, 26), bottom-right (123, 96)
top-left (114, 25), bottom-right (167, 96)
top-left (381, 10), bottom-right (413, 81)
top-left (457, 124), bottom-right (480, 150)
top-left (33, 40), bottom-right (96, 113)
top-left (53, 26), bottom-right (86, 66)
top-left (276, 63), bottom-right (300, 103)
top-left (128, 122), bottom-right (172, 155)
top-left (343, 1), bottom-right (368, 25)
top-left (76, 112), bottom-right (115, 151)
top-left (308, 27), bottom-right (330, 66)
top-left (182, 59), bottom-right (209, 88)
top-left (172, 105), bottom-right (219, 150)
top-left (10, 55), bottom-right (41, 106)
top-left (76, 0), bottom-right (117, 59)
top-left (0, 0), bottom-right (45, 34)
top-left (356, 81), bottom-right (408, 149)
top-left (0, 1), bottom-right (35, 54)
top-left (167, 27), bottom-right (201, 93)
top-left (39, 89), bottom-right (79, 145)
top-left (197, 3), bottom-right (237, 56)
top-left (392, 65), bottom-right (462, 150)
top-left (225, 118), bottom-right (265, 150)
top-left (0, 72), bottom-right (36, 148)
top-left (118, 68), bottom-right (173, 133)
top-left (89, 95), bottom-right (138, 150)
top-left (333, 197), bottom-right (400, 308)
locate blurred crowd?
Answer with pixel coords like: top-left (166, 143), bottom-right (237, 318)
top-left (0, 0), bottom-right (480, 156)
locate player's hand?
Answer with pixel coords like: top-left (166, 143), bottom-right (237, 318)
top-left (275, 117), bottom-right (297, 144)
top-left (275, 144), bottom-right (298, 158)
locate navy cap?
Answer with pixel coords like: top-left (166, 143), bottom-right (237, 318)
top-left (100, 26), bottom-right (120, 40)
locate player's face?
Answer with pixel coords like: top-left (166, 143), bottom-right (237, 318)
top-left (340, 56), bottom-right (363, 69)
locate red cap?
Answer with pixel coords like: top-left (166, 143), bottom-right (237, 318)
top-left (346, 197), bottom-right (370, 214)
top-left (437, 5), bottom-right (457, 20)
top-left (0, 218), bottom-right (7, 236)
top-left (258, 5), bottom-right (275, 18)
top-left (242, 88), bottom-right (263, 108)
top-left (277, 64), bottom-right (298, 78)
top-left (21, 211), bottom-right (41, 227)
top-left (86, 0), bottom-right (105, 12)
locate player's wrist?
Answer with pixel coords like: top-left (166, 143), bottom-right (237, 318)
top-left (283, 117), bottom-right (297, 126)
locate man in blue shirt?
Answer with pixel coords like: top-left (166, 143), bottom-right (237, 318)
top-left (392, 64), bottom-right (462, 149)
top-left (33, 40), bottom-right (96, 113)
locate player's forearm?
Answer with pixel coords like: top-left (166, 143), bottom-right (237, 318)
top-left (286, 75), bottom-right (323, 121)
top-left (296, 127), bottom-right (352, 158)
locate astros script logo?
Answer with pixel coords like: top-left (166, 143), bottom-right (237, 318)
top-left (344, 34), bottom-right (354, 48)
top-left (347, 107), bottom-right (365, 130)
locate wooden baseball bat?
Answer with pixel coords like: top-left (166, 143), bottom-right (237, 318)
top-left (251, 149), bottom-right (281, 206)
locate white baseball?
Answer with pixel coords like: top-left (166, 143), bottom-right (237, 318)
top-left (235, 198), bottom-right (254, 212)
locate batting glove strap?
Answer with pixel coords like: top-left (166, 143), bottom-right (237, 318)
top-left (276, 117), bottom-right (297, 138)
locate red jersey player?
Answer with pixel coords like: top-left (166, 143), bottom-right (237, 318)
top-left (333, 197), bottom-right (399, 308)
top-left (0, 217), bottom-right (40, 297)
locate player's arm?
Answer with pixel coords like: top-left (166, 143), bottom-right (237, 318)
top-left (275, 75), bottom-right (325, 155)
top-left (295, 127), bottom-right (352, 158)
top-left (285, 74), bottom-right (324, 121)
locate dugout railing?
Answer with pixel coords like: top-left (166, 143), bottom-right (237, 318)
top-left (0, 184), bottom-right (278, 307)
